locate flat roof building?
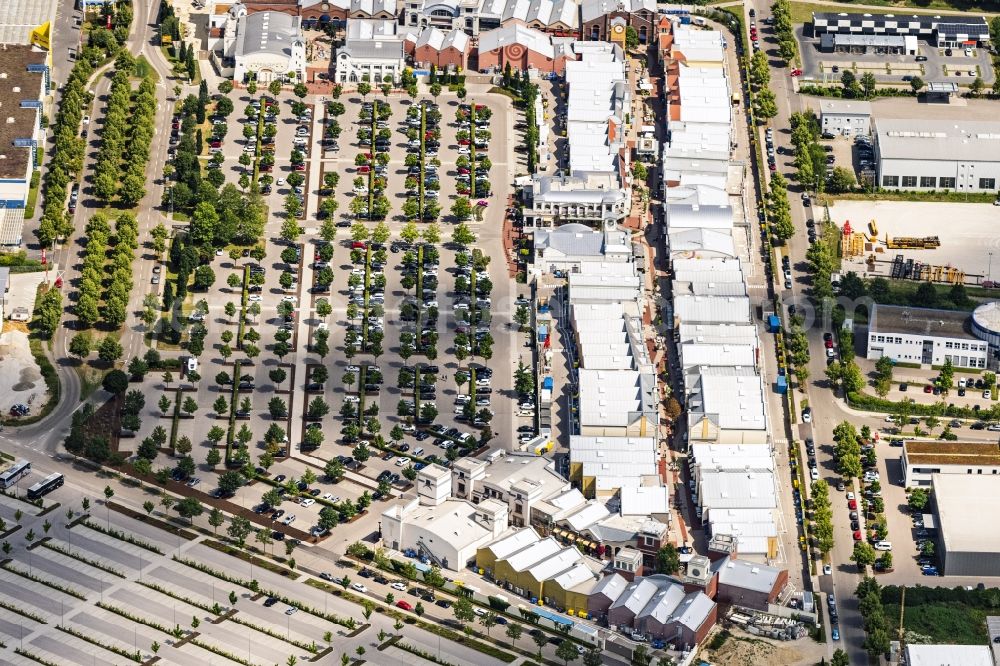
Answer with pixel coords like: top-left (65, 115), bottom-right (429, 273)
top-left (818, 99), bottom-right (872, 137)
top-left (901, 440), bottom-right (1000, 487)
top-left (867, 303), bottom-right (987, 369)
top-left (381, 496), bottom-right (509, 570)
top-left (569, 436), bottom-right (659, 498)
top-left (931, 473), bottom-right (1000, 577)
top-left (811, 12), bottom-right (989, 47)
top-left (905, 644), bottom-right (995, 666)
top-left (0, 44), bottom-right (47, 246)
top-left (873, 118), bottom-right (1000, 193)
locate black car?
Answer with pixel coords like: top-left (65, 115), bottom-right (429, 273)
top-left (414, 431), bottom-right (430, 441)
top-left (359, 568), bottom-right (374, 578)
top-left (264, 597), bottom-right (279, 607)
top-left (374, 575), bottom-right (389, 585)
top-left (398, 443), bottom-right (411, 452)
top-left (435, 599), bottom-right (452, 609)
top-left (275, 474), bottom-right (287, 483)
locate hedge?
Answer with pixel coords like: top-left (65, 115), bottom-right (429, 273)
top-left (847, 391), bottom-right (1000, 421)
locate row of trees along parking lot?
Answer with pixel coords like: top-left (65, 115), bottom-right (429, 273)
top-left (37, 6), bottom-right (133, 246)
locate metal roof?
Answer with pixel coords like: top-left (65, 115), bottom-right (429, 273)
top-left (236, 11), bottom-right (303, 58)
top-left (875, 118), bottom-right (1000, 164)
top-left (714, 555), bottom-right (783, 594)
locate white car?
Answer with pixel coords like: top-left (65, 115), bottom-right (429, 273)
top-left (248, 294), bottom-right (263, 302)
top-left (276, 178), bottom-right (286, 186)
top-left (401, 424), bottom-right (416, 433)
top-left (473, 607), bottom-right (487, 617)
top-left (391, 582), bottom-right (407, 591)
top-left (322, 493), bottom-right (338, 501)
top-left (823, 564), bottom-right (832, 575)
top-left (395, 457), bottom-right (411, 467)
top-left (846, 492), bottom-right (855, 501)
top-left (351, 583), bottom-right (368, 593)
top-left (281, 295), bottom-right (297, 303)
top-left (810, 467), bottom-right (819, 481)
top-left (281, 514), bottom-right (296, 525)
top-left (300, 498), bottom-right (316, 507)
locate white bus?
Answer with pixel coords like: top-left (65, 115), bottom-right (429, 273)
top-left (27, 473), bottom-right (64, 501)
top-left (0, 460), bottom-right (31, 490)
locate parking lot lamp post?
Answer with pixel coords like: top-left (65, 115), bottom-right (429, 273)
top-left (989, 252), bottom-right (993, 282)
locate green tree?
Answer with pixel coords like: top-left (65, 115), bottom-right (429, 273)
top-left (453, 597), bottom-right (475, 627)
top-left (556, 639), bottom-right (580, 665)
top-left (851, 541), bottom-right (877, 569)
top-left (655, 544), bottom-right (680, 574)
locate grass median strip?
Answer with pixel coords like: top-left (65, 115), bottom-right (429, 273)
top-left (190, 637), bottom-right (265, 666)
top-left (14, 648), bottom-right (58, 665)
top-left (80, 519), bottom-right (164, 554)
top-left (40, 541), bottom-right (125, 578)
top-left (1, 561), bottom-right (87, 600)
top-left (201, 538), bottom-right (300, 580)
top-left (394, 640), bottom-right (462, 666)
top-left (56, 625), bottom-right (143, 662)
top-left (305, 578), bottom-right (516, 663)
top-left (137, 580), bottom-right (222, 615)
top-left (225, 614), bottom-right (320, 654)
top-left (95, 602), bottom-right (173, 635)
top-left (171, 555), bottom-right (356, 628)
top-left (0, 599), bottom-right (47, 624)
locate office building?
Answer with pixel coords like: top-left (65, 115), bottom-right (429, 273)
top-left (818, 99), bottom-right (872, 137)
top-left (866, 303), bottom-right (988, 368)
top-left (901, 440), bottom-right (1000, 487)
top-left (874, 118), bottom-right (1000, 193)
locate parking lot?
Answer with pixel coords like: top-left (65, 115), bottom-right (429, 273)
top-left (796, 27), bottom-right (994, 85)
top-left (0, 489), bottom-right (515, 665)
top-left (153, 83), bottom-right (537, 547)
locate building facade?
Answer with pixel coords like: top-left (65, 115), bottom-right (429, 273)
top-left (223, 4), bottom-right (307, 82)
top-left (866, 303), bottom-right (988, 368)
top-left (901, 440), bottom-right (1000, 487)
top-left (811, 12), bottom-right (989, 47)
top-left (819, 99), bottom-right (871, 137)
top-left (874, 118), bottom-right (1000, 193)
top-left (335, 19), bottom-right (406, 82)
top-left (0, 44), bottom-right (47, 246)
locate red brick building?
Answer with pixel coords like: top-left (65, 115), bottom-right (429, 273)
top-left (476, 24), bottom-right (575, 75)
top-left (405, 26), bottom-right (472, 70)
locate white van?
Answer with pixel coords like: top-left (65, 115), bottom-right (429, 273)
top-left (412, 447), bottom-right (424, 457)
top-left (185, 356), bottom-right (199, 375)
top-left (874, 541), bottom-right (892, 551)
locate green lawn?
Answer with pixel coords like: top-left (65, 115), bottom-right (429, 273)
top-left (788, 1), bottom-right (994, 24)
top-left (883, 602), bottom-right (988, 644)
top-left (133, 55), bottom-right (158, 82)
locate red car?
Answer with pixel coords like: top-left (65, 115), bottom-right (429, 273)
top-left (396, 600), bottom-right (413, 611)
top-left (825, 339), bottom-right (834, 349)
top-left (458, 139), bottom-right (471, 146)
top-left (848, 499), bottom-right (857, 510)
top-left (768, 162), bottom-right (777, 171)
top-left (853, 530), bottom-right (862, 541)
top-left (357, 166), bottom-right (370, 173)
top-left (210, 140), bottom-right (222, 148)
top-left (458, 168), bottom-right (470, 175)
top-left (924, 385), bottom-right (933, 393)
top-left (791, 68), bottom-right (803, 77)
top-left (293, 164), bottom-right (306, 171)
top-left (352, 241), bottom-right (367, 249)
